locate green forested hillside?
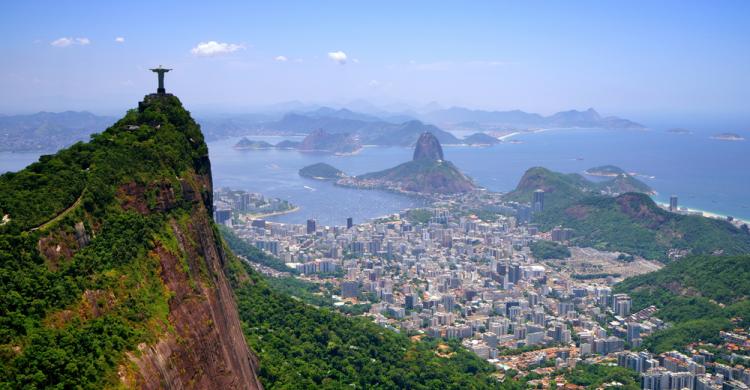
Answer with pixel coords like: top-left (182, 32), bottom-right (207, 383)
top-left (0, 94), bottom-right (214, 387)
top-left (535, 193), bottom-right (750, 260)
top-left (506, 166), bottom-right (654, 203)
top-left (615, 255), bottom-right (750, 352)
top-left (529, 240), bottom-right (571, 259)
top-left (504, 167), bottom-right (593, 208)
top-left (617, 254), bottom-right (750, 304)
top-left (507, 167), bottom-right (750, 261)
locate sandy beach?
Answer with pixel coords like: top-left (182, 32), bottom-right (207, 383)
top-left (657, 202), bottom-right (749, 226)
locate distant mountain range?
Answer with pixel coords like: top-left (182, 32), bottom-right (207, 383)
top-left (0, 111), bottom-right (115, 152)
top-left (0, 103), bottom-right (645, 152)
top-left (257, 106), bottom-right (644, 144)
top-left (262, 114), bottom-right (460, 146)
top-left (422, 107), bottom-right (645, 131)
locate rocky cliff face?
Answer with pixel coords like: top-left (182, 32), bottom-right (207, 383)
top-left (123, 173), bottom-right (262, 388)
top-left (412, 132), bottom-right (444, 161)
top-left (120, 95), bottom-right (264, 389)
top-left (0, 93), bottom-right (263, 388)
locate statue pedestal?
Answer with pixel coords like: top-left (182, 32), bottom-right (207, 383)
top-left (139, 93), bottom-right (175, 112)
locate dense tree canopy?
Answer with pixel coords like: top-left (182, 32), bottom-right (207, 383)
top-left (615, 255), bottom-right (750, 352)
top-left (508, 167), bottom-right (750, 261)
top-left (529, 240), bottom-right (571, 260)
top-left (0, 94), bottom-right (211, 387)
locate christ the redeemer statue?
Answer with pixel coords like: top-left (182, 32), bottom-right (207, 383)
top-left (150, 66), bottom-right (171, 94)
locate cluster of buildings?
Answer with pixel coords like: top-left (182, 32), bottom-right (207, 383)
top-left (618, 349), bottom-right (750, 389)
top-left (662, 194), bottom-right (748, 230)
top-left (223, 188), bottom-right (748, 389)
top-left (213, 188), bottom-right (295, 224)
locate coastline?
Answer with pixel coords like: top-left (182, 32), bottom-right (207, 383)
top-left (497, 132), bottom-right (521, 141)
top-left (495, 127), bottom-right (577, 141)
top-left (584, 170), bottom-right (656, 180)
top-left (655, 201), bottom-right (749, 226)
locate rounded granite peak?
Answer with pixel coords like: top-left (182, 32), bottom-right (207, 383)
top-left (412, 131), bottom-right (444, 161)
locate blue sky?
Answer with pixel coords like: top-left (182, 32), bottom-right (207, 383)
top-left (1, 0), bottom-right (749, 125)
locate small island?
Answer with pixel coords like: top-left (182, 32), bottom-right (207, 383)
top-left (711, 132), bottom-right (745, 141)
top-left (581, 165), bottom-right (655, 195)
top-left (234, 137), bottom-right (274, 150)
top-left (667, 128), bottom-right (692, 135)
top-left (299, 162), bottom-right (347, 180)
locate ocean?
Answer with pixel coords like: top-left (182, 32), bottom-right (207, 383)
top-left (2, 128), bottom-right (748, 224)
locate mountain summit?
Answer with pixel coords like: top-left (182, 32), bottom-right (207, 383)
top-left (0, 92), bottom-right (263, 388)
top-left (412, 131), bottom-right (444, 161)
top-left (351, 131), bottom-right (475, 194)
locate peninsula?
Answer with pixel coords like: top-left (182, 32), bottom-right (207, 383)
top-left (338, 132), bottom-right (476, 194)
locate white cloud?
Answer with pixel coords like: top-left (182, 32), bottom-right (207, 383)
top-left (115, 37), bottom-right (125, 43)
top-left (190, 41), bottom-right (245, 57)
top-left (274, 55), bottom-right (288, 62)
top-left (352, 58), bottom-right (360, 64)
top-left (328, 50), bottom-right (347, 64)
top-left (50, 37), bottom-right (90, 47)
top-left (368, 79), bottom-right (380, 87)
top-left (51, 38), bottom-right (71, 47)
